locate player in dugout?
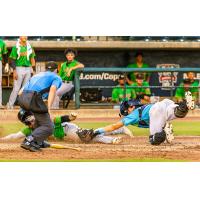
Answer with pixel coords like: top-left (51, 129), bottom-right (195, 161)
top-left (175, 72), bottom-right (199, 105)
top-left (112, 75), bottom-right (136, 103)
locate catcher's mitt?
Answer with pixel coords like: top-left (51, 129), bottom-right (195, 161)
top-left (76, 128), bottom-right (97, 143)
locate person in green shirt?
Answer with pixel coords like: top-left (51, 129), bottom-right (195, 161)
top-left (0, 39), bottom-right (9, 109)
top-left (7, 36), bottom-right (36, 109)
top-left (52, 49), bottom-right (84, 109)
top-left (127, 51), bottom-right (150, 82)
top-left (175, 72), bottom-right (199, 103)
top-left (112, 75), bottom-right (136, 103)
top-left (128, 74), bottom-right (151, 103)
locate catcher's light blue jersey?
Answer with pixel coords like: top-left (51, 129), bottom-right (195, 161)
top-left (121, 104), bottom-right (153, 128)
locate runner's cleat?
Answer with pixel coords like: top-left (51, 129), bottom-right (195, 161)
top-left (112, 137), bottom-right (122, 144)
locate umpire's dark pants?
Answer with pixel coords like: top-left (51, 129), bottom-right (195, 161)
top-left (32, 112), bottom-right (54, 142)
top-left (18, 91), bottom-right (54, 142)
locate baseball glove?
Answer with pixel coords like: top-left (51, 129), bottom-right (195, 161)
top-left (76, 128), bottom-right (97, 143)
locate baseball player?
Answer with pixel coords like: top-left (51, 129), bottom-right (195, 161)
top-left (7, 36), bottom-right (36, 109)
top-left (112, 75), bottom-right (136, 103)
top-left (94, 91), bottom-right (195, 145)
top-left (52, 48), bottom-right (84, 109)
top-left (0, 109), bottom-right (133, 145)
top-left (0, 39), bottom-right (9, 109)
top-left (17, 61), bottom-right (62, 152)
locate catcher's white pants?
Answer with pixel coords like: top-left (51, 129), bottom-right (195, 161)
top-left (149, 99), bottom-right (178, 136)
top-left (62, 122), bottom-right (120, 144)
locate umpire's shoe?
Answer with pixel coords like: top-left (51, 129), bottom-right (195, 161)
top-left (37, 140), bottom-right (51, 148)
top-left (21, 136), bottom-right (41, 152)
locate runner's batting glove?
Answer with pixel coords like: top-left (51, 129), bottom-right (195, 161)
top-left (69, 112), bottom-right (77, 121)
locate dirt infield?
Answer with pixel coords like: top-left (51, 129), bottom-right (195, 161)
top-left (1, 110), bottom-right (200, 161)
top-left (1, 136), bottom-right (200, 161)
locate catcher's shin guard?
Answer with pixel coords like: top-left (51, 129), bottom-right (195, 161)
top-left (174, 100), bottom-right (188, 118)
top-left (149, 131), bottom-right (166, 145)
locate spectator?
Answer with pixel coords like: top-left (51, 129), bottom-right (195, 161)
top-left (112, 75), bottom-right (136, 103)
top-left (0, 39), bottom-right (9, 109)
top-left (175, 72), bottom-right (199, 103)
top-left (52, 48), bottom-right (84, 109)
top-left (127, 74), bottom-right (151, 103)
top-left (7, 36), bottom-right (36, 109)
top-left (127, 51), bottom-right (150, 82)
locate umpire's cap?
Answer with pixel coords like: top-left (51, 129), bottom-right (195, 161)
top-left (64, 48), bottom-right (77, 56)
top-left (45, 61), bottom-right (58, 72)
top-left (120, 99), bottom-right (142, 116)
top-left (18, 108), bottom-right (35, 125)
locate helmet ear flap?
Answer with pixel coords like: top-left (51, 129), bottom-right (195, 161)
top-left (120, 100), bottom-right (129, 116)
top-left (18, 109), bottom-right (34, 125)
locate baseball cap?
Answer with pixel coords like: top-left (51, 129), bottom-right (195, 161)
top-left (136, 73), bottom-right (144, 80)
top-left (118, 75), bottom-right (125, 80)
top-left (45, 61), bottom-right (58, 72)
top-left (183, 79), bottom-right (191, 84)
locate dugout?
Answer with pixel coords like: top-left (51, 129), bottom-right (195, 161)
top-left (2, 36), bottom-right (200, 107)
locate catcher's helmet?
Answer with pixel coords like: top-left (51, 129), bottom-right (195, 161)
top-left (120, 99), bottom-right (142, 116)
top-left (18, 109), bottom-right (35, 125)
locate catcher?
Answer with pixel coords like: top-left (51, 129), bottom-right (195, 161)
top-left (0, 109), bottom-right (133, 149)
top-left (94, 91), bottom-right (195, 145)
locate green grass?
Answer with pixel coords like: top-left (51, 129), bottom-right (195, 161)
top-left (1, 121), bottom-right (200, 137)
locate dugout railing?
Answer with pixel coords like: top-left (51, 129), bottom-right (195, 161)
top-left (74, 67), bottom-right (200, 109)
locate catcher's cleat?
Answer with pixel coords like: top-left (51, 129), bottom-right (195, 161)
top-left (185, 91), bottom-right (195, 110)
top-left (164, 122), bottom-right (174, 144)
top-left (112, 137), bottom-right (122, 144)
top-left (122, 126), bottom-right (134, 138)
top-left (21, 138), bottom-right (41, 152)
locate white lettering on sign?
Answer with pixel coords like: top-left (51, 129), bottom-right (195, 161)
top-left (80, 73), bottom-right (120, 81)
top-left (157, 64), bottom-right (180, 90)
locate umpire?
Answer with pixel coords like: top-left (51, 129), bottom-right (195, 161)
top-left (18, 61), bottom-right (62, 152)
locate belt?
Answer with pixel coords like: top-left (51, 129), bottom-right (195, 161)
top-left (63, 81), bottom-right (72, 84)
top-left (23, 90), bottom-right (39, 95)
top-left (16, 65), bottom-right (31, 67)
